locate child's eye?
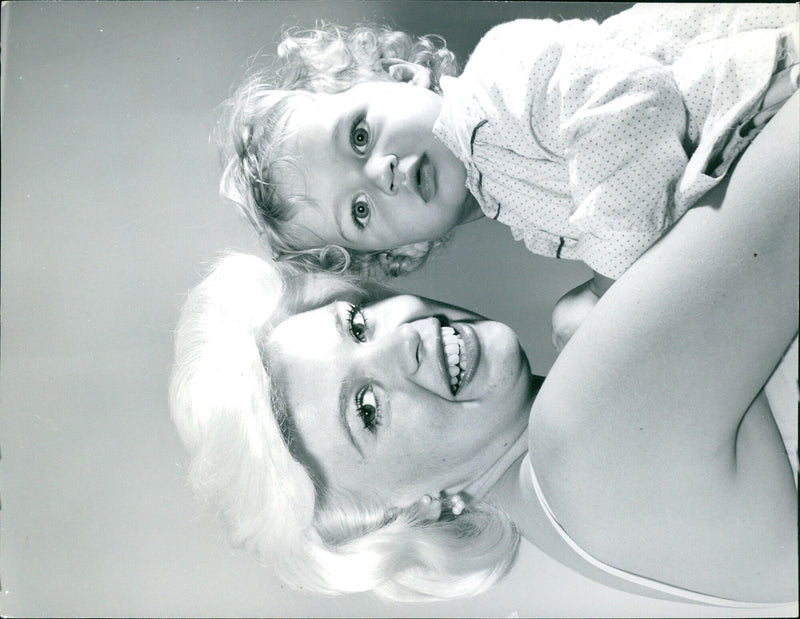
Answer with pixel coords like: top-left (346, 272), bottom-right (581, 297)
top-left (351, 195), bottom-right (371, 230)
top-left (347, 303), bottom-right (368, 342)
top-left (354, 385), bottom-right (381, 434)
top-left (349, 117), bottom-right (370, 154)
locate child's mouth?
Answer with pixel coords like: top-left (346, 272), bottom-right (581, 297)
top-left (419, 154), bottom-right (435, 202)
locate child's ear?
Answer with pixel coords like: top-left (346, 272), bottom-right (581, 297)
top-left (383, 59), bottom-right (431, 89)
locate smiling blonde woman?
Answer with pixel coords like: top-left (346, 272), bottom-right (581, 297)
top-left (171, 94), bottom-right (798, 604)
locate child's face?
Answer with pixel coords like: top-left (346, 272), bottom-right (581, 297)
top-left (279, 80), bottom-right (481, 252)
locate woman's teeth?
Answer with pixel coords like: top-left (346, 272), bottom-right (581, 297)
top-left (442, 326), bottom-right (465, 394)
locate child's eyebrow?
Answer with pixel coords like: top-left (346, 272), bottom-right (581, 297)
top-left (326, 114), bottom-right (354, 242)
top-left (333, 206), bottom-right (350, 243)
top-left (331, 113), bottom-right (345, 149)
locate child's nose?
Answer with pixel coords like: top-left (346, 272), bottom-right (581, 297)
top-left (365, 154), bottom-right (398, 196)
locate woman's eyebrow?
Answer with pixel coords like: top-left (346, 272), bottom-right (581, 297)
top-left (331, 302), bottom-right (347, 339)
top-left (330, 305), bottom-right (364, 457)
top-left (338, 377), bottom-right (364, 458)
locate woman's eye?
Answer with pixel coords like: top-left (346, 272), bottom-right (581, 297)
top-left (349, 117), bottom-right (370, 154)
top-left (347, 303), bottom-right (368, 343)
top-left (351, 196), bottom-right (371, 230)
top-left (355, 385), bottom-right (380, 433)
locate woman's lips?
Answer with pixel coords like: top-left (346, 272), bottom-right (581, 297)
top-left (453, 322), bottom-right (480, 395)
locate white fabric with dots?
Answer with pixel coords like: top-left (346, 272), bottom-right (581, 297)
top-left (433, 5), bottom-right (799, 279)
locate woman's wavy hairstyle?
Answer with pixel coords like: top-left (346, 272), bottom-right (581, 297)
top-left (169, 253), bottom-right (521, 601)
top-left (217, 23), bottom-right (461, 279)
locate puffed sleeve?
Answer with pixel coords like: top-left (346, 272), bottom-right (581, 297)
top-left (600, 3), bottom-right (799, 65)
top-left (549, 38), bottom-right (689, 278)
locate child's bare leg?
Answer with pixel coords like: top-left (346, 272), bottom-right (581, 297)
top-left (551, 279), bottom-right (600, 352)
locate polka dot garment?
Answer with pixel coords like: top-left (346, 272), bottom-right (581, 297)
top-left (432, 5), bottom-right (799, 279)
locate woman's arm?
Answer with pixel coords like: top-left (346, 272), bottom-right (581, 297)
top-left (531, 93), bottom-right (799, 601)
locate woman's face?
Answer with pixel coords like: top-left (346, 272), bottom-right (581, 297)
top-left (265, 294), bottom-right (534, 507)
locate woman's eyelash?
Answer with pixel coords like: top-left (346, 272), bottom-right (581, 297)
top-left (347, 305), bottom-right (379, 434)
top-left (347, 303), bottom-right (368, 343)
top-left (354, 385), bottom-right (381, 434)
top-left (349, 115), bottom-right (370, 154)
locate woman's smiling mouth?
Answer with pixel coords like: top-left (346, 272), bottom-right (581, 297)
top-left (439, 322), bottom-right (480, 396)
top-left (442, 326), bottom-right (464, 393)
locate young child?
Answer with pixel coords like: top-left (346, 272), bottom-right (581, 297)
top-left (220, 4), bottom-right (799, 349)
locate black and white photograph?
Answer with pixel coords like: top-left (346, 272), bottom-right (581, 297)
top-left (1, 2), bottom-right (798, 616)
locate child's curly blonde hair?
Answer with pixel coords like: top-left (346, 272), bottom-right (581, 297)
top-left (218, 23), bottom-right (460, 278)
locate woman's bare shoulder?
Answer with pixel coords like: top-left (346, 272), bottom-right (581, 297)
top-left (527, 93), bottom-right (799, 601)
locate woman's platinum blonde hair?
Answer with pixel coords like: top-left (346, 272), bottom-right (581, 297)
top-left (217, 23), bottom-right (460, 279)
top-left (169, 253), bottom-right (521, 601)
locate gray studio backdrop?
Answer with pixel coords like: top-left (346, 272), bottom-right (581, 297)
top-left (1, 2), bottom-right (794, 617)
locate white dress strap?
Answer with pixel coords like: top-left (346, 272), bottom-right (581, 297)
top-left (525, 454), bottom-right (786, 608)
top-left (764, 335), bottom-right (799, 486)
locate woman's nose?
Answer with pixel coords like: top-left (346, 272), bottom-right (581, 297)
top-left (365, 153), bottom-right (398, 196)
top-left (370, 323), bottom-right (420, 377)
